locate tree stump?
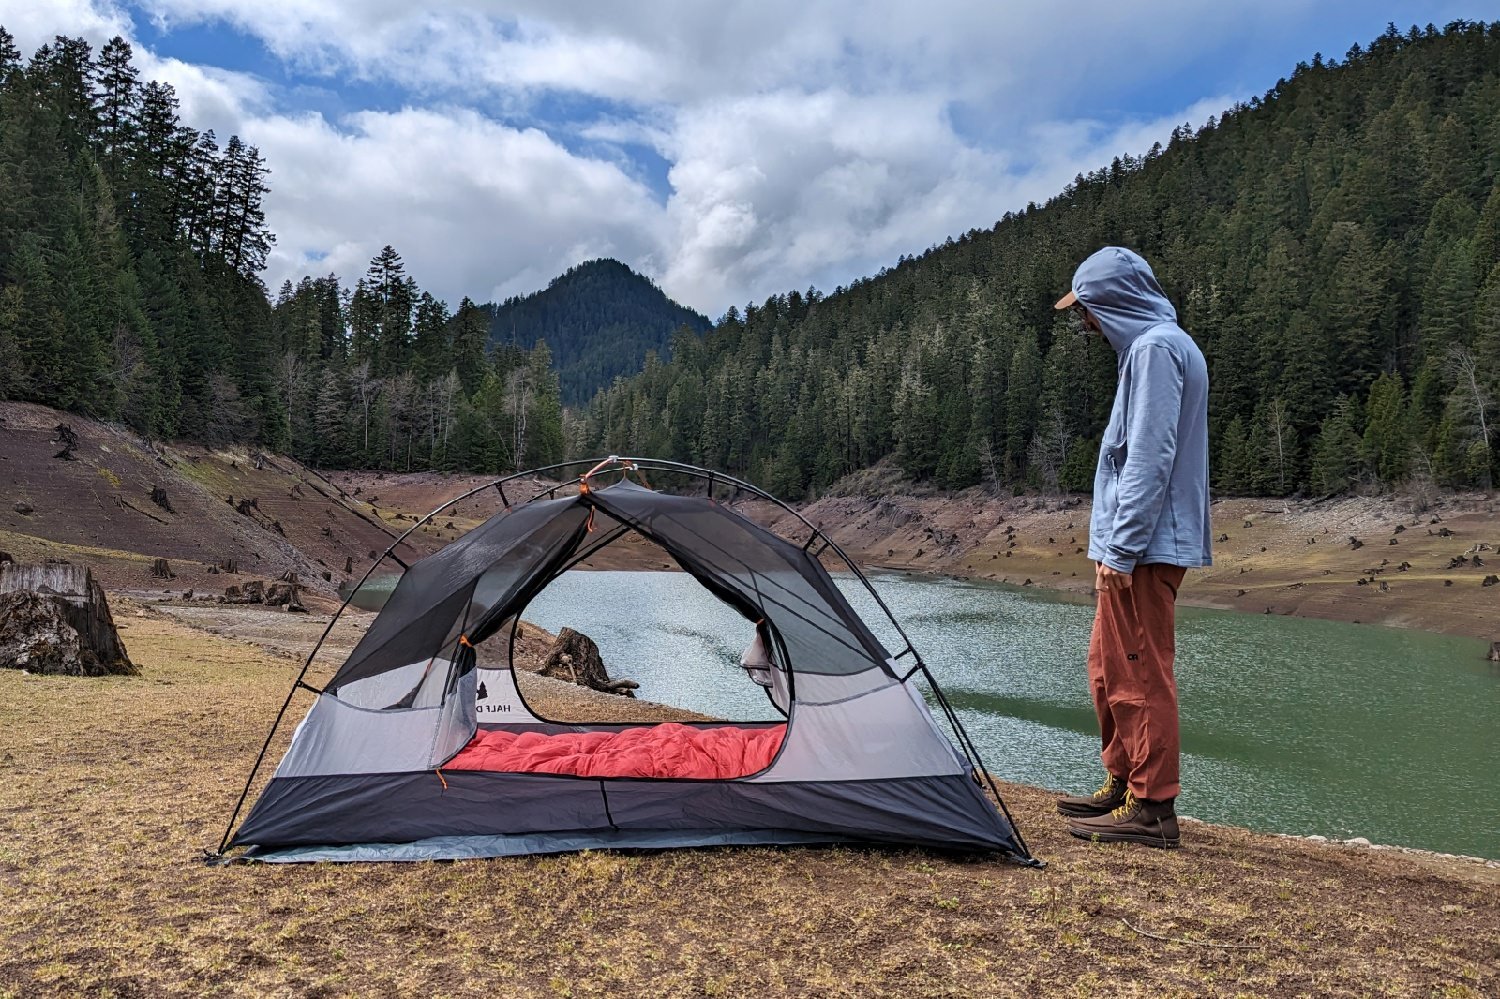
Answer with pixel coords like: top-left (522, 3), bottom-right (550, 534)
top-left (538, 627), bottom-right (637, 697)
top-left (0, 563), bottom-right (137, 676)
top-left (52, 424), bottom-right (79, 461)
top-left (150, 486), bottom-right (174, 513)
top-left (150, 558), bottom-right (175, 579)
top-left (1489, 642), bottom-right (1500, 663)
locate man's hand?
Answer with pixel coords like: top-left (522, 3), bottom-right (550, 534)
top-left (1095, 562), bottom-right (1133, 593)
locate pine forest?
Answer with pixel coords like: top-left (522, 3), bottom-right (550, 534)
top-left (3, 22), bottom-right (1499, 500)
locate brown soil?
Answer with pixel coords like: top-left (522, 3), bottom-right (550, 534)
top-left (0, 600), bottom-right (1495, 998)
top-left (0, 401), bottom-right (439, 606)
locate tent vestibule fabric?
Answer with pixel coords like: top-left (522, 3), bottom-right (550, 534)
top-left (225, 471), bottom-right (1033, 864)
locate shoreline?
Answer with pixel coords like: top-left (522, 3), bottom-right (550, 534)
top-left (756, 486), bottom-right (1500, 645)
top-left (138, 598), bottom-right (1498, 864)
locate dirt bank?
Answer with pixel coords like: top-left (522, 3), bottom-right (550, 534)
top-left (9, 394), bottom-right (1491, 643)
top-left (0, 400), bottom-right (442, 604)
top-left (329, 463), bottom-right (1500, 642)
top-left (0, 599), bottom-right (1495, 998)
top-left (750, 466), bottom-right (1500, 643)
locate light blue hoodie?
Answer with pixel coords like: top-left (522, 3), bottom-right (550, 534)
top-left (1069, 247), bottom-right (1212, 574)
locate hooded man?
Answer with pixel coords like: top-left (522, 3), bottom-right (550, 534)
top-left (1052, 246), bottom-right (1212, 849)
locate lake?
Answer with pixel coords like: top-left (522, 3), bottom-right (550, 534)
top-left (348, 569), bottom-right (1499, 858)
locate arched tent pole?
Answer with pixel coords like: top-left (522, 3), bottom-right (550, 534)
top-left (212, 460), bottom-right (610, 857)
top-left (215, 456), bottom-right (1034, 864)
top-left (609, 458), bottom-right (1033, 861)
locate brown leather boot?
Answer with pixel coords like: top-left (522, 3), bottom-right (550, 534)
top-left (1056, 772), bottom-right (1128, 819)
top-left (1067, 790), bottom-right (1180, 848)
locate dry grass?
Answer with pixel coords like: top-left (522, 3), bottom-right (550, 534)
top-left (1, 603), bottom-right (1497, 998)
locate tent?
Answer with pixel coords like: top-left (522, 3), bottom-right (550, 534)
top-left (215, 458), bottom-right (1035, 865)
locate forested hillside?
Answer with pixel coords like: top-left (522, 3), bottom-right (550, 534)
top-left (573, 21), bottom-right (1500, 500)
top-left (0, 29), bottom-right (276, 442)
top-left (485, 259), bottom-right (710, 406)
top-left (5, 22), bottom-right (1499, 498)
top-left (0, 29), bottom-right (566, 474)
top-left (269, 244), bottom-right (564, 474)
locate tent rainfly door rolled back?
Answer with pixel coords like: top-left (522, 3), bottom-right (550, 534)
top-left (213, 458), bottom-right (1038, 866)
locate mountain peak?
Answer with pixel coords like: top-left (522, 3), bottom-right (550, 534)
top-left (486, 260), bottom-right (710, 405)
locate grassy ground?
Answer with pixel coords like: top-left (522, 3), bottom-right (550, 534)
top-left (2, 603), bottom-right (1497, 998)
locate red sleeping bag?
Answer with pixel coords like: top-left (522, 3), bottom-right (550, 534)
top-left (445, 723), bottom-right (786, 780)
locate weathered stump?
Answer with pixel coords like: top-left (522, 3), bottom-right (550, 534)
top-left (150, 558), bottom-right (175, 580)
top-left (52, 423), bottom-right (79, 461)
top-left (263, 581), bottom-right (304, 612)
top-left (1488, 641), bottom-right (1500, 663)
top-left (538, 627), bottom-right (638, 697)
top-left (0, 563), bottom-right (137, 676)
top-left (150, 486), bottom-right (174, 513)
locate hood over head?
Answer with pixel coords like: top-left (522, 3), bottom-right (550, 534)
top-left (1057, 246), bottom-right (1177, 354)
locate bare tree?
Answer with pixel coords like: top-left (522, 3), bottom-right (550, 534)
top-left (429, 370), bottom-right (461, 467)
top-left (976, 432), bottom-right (1000, 487)
top-left (272, 351), bottom-right (304, 447)
top-left (385, 371), bottom-right (417, 470)
top-left (1446, 345), bottom-right (1494, 489)
top-left (506, 365), bottom-right (535, 472)
top-left (1027, 407), bottom-right (1073, 496)
top-left (204, 374), bottom-right (249, 446)
top-left (349, 359), bottom-right (380, 456)
top-left (1263, 397), bottom-right (1292, 494)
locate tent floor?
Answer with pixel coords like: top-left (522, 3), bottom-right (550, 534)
top-left (242, 828), bottom-right (857, 863)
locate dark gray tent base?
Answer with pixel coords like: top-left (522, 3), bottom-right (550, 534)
top-left (244, 829), bottom-right (858, 863)
top-left (230, 771), bottom-right (1026, 858)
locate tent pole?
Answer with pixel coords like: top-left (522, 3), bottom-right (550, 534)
top-left (212, 463), bottom-right (597, 855)
top-left (918, 663), bottom-right (1037, 863)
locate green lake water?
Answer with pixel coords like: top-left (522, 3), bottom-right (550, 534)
top-left (344, 570), bottom-right (1499, 858)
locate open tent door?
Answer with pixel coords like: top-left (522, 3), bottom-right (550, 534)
top-left (213, 458), bottom-right (1037, 867)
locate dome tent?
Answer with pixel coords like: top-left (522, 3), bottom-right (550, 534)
top-left (214, 458), bottom-right (1036, 865)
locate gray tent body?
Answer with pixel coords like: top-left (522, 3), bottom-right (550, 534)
top-left (230, 479), bottom-right (1029, 862)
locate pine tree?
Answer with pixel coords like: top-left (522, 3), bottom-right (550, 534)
top-left (1361, 371), bottom-right (1412, 484)
top-left (94, 36), bottom-right (136, 179)
top-left (1309, 396), bottom-right (1363, 495)
top-left (450, 296), bottom-right (489, 394)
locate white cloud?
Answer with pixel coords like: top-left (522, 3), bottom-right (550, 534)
top-left (3, 0), bottom-right (1330, 314)
top-left (0, 0), bottom-right (132, 51)
top-left (248, 107), bottom-right (666, 307)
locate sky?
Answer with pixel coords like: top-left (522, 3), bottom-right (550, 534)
top-left (0, 1), bottom-right (1488, 318)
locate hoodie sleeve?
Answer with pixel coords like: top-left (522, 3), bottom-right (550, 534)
top-left (1103, 343), bottom-right (1183, 574)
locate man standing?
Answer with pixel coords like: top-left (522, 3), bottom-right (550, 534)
top-left (1052, 246), bottom-right (1212, 849)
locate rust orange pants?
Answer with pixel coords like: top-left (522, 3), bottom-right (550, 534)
top-left (1088, 562), bottom-right (1187, 802)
